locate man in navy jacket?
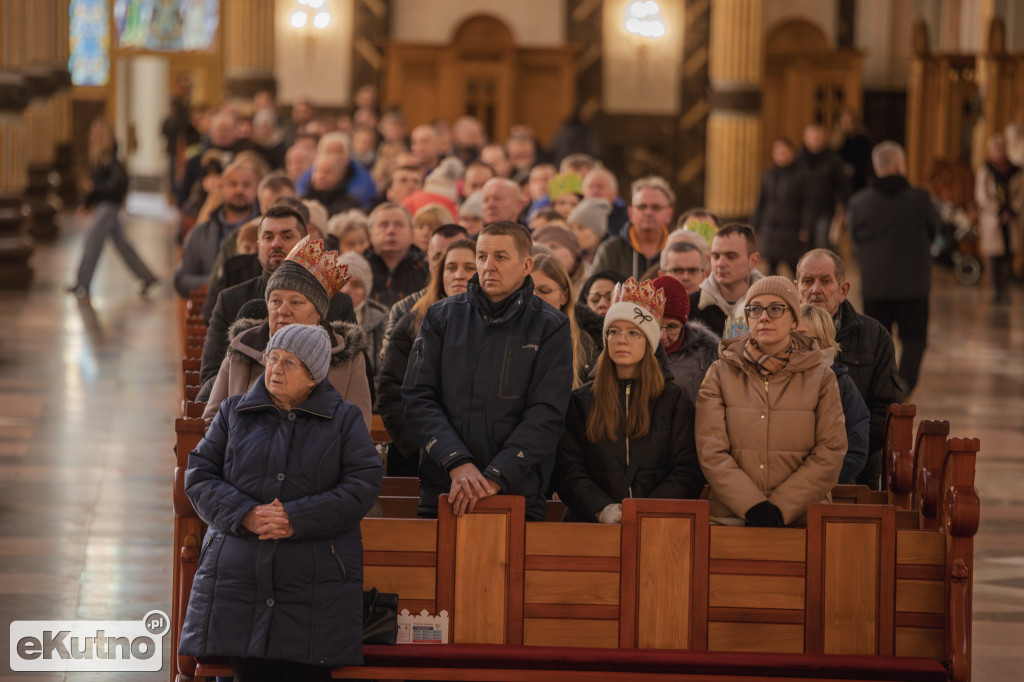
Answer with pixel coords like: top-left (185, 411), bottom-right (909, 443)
top-left (403, 222), bottom-right (573, 521)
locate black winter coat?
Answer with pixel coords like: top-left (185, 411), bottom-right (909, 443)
top-left (848, 175), bottom-right (941, 301)
top-left (794, 148), bottom-right (850, 221)
top-left (179, 378), bottom-right (382, 667)
top-left (665, 320), bottom-right (720, 405)
top-left (833, 299), bottom-right (904, 457)
top-left (365, 246), bottom-right (428, 309)
top-left (753, 162), bottom-right (810, 265)
top-left (833, 359), bottom-right (870, 484)
top-left (555, 378), bottom-right (704, 522)
top-left (403, 276), bottom-right (573, 521)
top-left (376, 308), bottom-right (424, 474)
top-left (84, 156), bottom-right (129, 208)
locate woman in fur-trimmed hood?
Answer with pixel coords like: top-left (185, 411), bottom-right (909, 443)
top-left (202, 237), bottom-right (372, 429)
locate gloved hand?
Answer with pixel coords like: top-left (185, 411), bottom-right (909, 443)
top-left (597, 503), bottom-right (623, 525)
top-left (745, 500), bottom-right (784, 527)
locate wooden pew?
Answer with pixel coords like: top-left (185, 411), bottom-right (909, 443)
top-left (171, 416), bottom-right (206, 682)
top-left (915, 420), bottom-right (951, 530)
top-left (886, 403), bottom-right (918, 506)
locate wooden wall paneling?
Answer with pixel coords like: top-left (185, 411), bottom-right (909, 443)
top-left (619, 499), bottom-right (709, 650)
top-left (941, 437), bottom-right (980, 682)
top-left (515, 48), bottom-right (577, 147)
top-left (437, 495), bottom-right (525, 645)
top-left (352, 0), bottom-right (390, 94)
top-left (913, 420), bottom-right (950, 529)
top-left (709, 526), bottom-right (805, 562)
top-left (884, 403), bottom-right (917, 508)
top-left (805, 504), bottom-right (896, 656)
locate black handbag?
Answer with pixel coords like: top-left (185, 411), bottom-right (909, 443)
top-left (362, 588), bottom-right (398, 645)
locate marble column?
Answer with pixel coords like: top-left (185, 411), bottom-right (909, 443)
top-left (0, 1), bottom-right (34, 287)
top-left (222, 0), bottom-right (276, 100)
top-left (704, 0), bottom-right (763, 221)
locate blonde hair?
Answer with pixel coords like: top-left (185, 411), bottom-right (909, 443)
top-left (413, 203), bottom-right (454, 231)
top-left (533, 253), bottom-right (588, 389)
top-left (799, 304), bottom-right (842, 352)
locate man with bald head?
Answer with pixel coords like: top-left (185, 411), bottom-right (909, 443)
top-left (795, 248), bottom-right (903, 489)
top-left (481, 177), bottom-right (522, 225)
top-left (847, 141), bottom-right (940, 398)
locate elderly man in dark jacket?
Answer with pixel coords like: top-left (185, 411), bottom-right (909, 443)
top-left (795, 249), bottom-right (904, 489)
top-left (847, 141), bottom-right (940, 397)
top-left (403, 222), bottom-right (573, 521)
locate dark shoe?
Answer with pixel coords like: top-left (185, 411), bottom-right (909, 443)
top-left (139, 278), bottom-right (157, 298)
top-left (66, 284), bottom-right (89, 298)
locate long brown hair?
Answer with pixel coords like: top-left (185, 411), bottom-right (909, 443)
top-left (87, 118), bottom-right (116, 168)
top-left (532, 253), bottom-right (587, 389)
top-left (410, 238), bottom-right (476, 333)
top-left (585, 335), bottom-right (665, 443)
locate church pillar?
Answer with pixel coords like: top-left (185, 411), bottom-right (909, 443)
top-left (23, 0), bottom-right (65, 241)
top-left (0, 0), bottom-right (35, 287)
top-left (222, 0), bottom-right (277, 100)
top-left (704, 0), bottom-right (763, 222)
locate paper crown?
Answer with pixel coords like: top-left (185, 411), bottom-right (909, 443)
top-left (547, 172), bottom-right (583, 200)
top-left (610, 277), bottom-right (666, 325)
top-left (284, 236), bottom-right (350, 299)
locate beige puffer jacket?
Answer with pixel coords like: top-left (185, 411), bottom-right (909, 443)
top-left (696, 332), bottom-right (846, 525)
top-left (203, 318), bottom-right (372, 431)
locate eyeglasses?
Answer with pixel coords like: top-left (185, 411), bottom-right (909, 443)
top-left (265, 352), bottom-right (304, 371)
top-left (745, 304), bottom-right (791, 319)
top-left (588, 292), bottom-right (613, 304)
top-left (634, 204), bottom-right (669, 212)
top-left (536, 286), bottom-right (566, 296)
top-left (660, 323), bottom-right (683, 337)
top-left (607, 328), bottom-right (645, 342)
top-left (666, 267), bottom-right (703, 277)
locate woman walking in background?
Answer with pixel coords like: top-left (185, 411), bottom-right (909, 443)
top-left (68, 118), bottom-right (157, 298)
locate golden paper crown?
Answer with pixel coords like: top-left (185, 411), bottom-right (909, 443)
top-left (284, 236), bottom-right (351, 300)
top-left (547, 173), bottom-right (583, 200)
top-left (611, 277), bottom-right (666, 325)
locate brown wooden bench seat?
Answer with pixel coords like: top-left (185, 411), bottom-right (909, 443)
top-left (196, 643), bottom-right (950, 681)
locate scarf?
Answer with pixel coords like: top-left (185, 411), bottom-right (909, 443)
top-left (664, 324), bottom-right (686, 356)
top-left (742, 336), bottom-right (796, 380)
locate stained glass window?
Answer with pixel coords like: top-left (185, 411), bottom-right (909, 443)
top-left (113, 0), bottom-right (219, 52)
top-left (69, 0), bottom-right (110, 86)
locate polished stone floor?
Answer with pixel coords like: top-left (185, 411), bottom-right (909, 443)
top-left (0, 202), bottom-right (1021, 680)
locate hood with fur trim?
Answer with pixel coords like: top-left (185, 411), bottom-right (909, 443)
top-left (227, 317), bottom-right (368, 368)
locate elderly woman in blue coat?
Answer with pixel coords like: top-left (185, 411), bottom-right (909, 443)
top-left (179, 324), bottom-right (382, 682)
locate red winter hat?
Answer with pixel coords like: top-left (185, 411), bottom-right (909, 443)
top-left (652, 275), bottom-right (689, 324)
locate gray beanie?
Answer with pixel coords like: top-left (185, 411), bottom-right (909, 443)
top-left (266, 324), bottom-right (332, 383)
top-left (460, 191), bottom-right (483, 218)
top-left (266, 260), bottom-right (329, 320)
top-left (568, 197), bottom-right (611, 239)
top-left (337, 251), bottom-right (373, 298)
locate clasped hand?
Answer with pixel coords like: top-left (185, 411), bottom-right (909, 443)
top-left (242, 498), bottom-right (294, 540)
top-left (448, 463), bottom-right (500, 517)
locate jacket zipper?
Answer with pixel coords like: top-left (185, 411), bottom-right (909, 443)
top-left (310, 543), bottom-right (319, 662)
top-left (200, 534), bottom-right (225, 652)
top-left (625, 381), bottom-right (633, 498)
top-left (329, 540), bottom-right (347, 580)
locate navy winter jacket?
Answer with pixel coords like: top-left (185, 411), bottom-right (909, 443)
top-left (178, 377), bottom-right (382, 667)
top-left (834, 360), bottom-right (870, 484)
top-left (402, 275), bottom-right (573, 521)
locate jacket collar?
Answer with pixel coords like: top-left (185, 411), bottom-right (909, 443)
top-left (235, 375), bottom-right (340, 418)
top-left (467, 274), bottom-right (533, 323)
top-left (698, 270), bottom-right (764, 313)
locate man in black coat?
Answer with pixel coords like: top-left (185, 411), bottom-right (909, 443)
top-left (365, 202), bottom-right (428, 309)
top-left (403, 222), bottom-right (573, 521)
top-left (796, 249), bottom-right (904, 489)
top-left (847, 142), bottom-right (940, 397)
top-left (198, 205), bottom-right (354, 396)
top-left (794, 124), bottom-right (850, 249)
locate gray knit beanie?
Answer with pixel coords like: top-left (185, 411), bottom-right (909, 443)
top-left (568, 197), bottom-right (611, 239)
top-left (265, 324), bottom-right (331, 383)
top-left (266, 260), bottom-right (329, 320)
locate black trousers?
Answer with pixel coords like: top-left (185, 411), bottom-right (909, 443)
top-left (862, 297), bottom-right (929, 397)
top-left (989, 255), bottom-right (1013, 302)
top-left (230, 658), bottom-right (331, 682)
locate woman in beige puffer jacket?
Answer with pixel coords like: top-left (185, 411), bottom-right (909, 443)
top-left (696, 276), bottom-right (846, 526)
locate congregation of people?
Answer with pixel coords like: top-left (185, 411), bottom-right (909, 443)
top-left (161, 88), bottom-right (1022, 680)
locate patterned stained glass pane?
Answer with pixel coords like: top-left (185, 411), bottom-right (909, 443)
top-left (113, 0), bottom-right (220, 52)
top-left (69, 0), bottom-right (110, 86)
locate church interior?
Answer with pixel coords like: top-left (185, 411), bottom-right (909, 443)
top-left (0, 1), bottom-right (1022, 680)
